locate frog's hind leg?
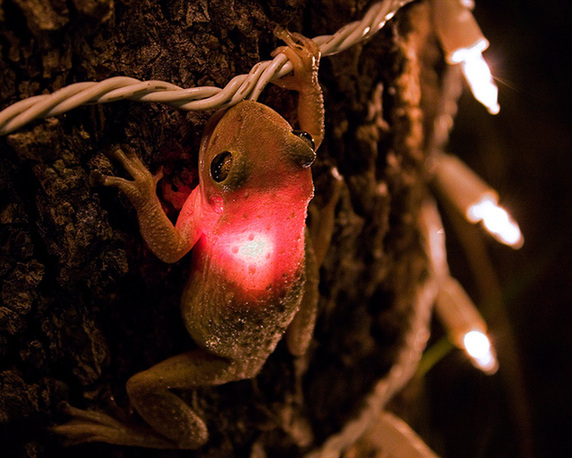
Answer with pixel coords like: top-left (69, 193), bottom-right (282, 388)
top-left (54, 349), bottom-right (241, 449)
top-left (124, 349), bottom-right (241, 449)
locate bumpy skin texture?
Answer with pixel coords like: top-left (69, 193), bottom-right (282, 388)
top-left (181, 100), bottom-right (315, 369)
top-left (53, 32), bottom-right (325, 449)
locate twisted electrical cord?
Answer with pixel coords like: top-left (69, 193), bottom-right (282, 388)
top-left (0, 0), bottom-right (413, 136)
top-left (307, 275), bottom-right (438, 457)
top-left (307, 198), bottom-right (445, 457)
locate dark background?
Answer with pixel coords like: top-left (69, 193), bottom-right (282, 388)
top-left (425, 1), bottom-right (572, 456)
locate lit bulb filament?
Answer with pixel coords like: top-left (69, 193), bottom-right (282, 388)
top-left (467, 196), bottom-right (524, 249)
top-left (463, 330), bottom-right (498, 374)
top-left (458, 48), bottom-right (500, 115)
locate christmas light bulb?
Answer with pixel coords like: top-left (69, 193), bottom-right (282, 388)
top-left (467, 196), bottom-right (524, 248)
top-left (435, 277), bottom-right (499, 374)
top-left (463, 330), bottom-right (498, 374)
top-left (419, 200), bottom-right (499, 374)
top-left (432, 152), bottom-right (524, 249)
top-left (459, 50), bottom-right (500, 115)
top-left (432, 0), bottom-right (500, 114)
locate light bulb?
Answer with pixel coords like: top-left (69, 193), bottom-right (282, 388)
top-left (432, 0), bottom-right (500, 114)
top-left (459, 49), bottom-right (500, 115)
top-left (435, 277), bottom-right (499, 375)
top-left (467, 196), bottom-right (524, 248)
top-left (432, 153), bottom-right (524, 249)
top-left (463, 330), bottom-right (499, 374)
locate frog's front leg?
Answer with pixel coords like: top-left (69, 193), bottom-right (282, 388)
top-left (54, 349), bottom-right (242, 449)
top-left (286, 234), bottom-right (319, 357)
top-left (272, 29), bottom-right (325, 149)
top-left (91, 145), bottom-right (201, 263)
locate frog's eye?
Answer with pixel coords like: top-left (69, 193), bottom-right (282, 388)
top-left (211, 151), bottom-right (233, 182)
top-left (292, 130), bottom-right (315, 151)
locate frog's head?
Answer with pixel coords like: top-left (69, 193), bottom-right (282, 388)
top-left (198, 100), bottom-right (315, 211)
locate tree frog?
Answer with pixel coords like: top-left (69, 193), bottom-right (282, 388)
top-left (54, 30), bottom-right (338, 449)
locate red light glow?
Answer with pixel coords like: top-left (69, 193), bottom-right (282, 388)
top-left (188, 185), bottom-right (310, 300)
top-left (229, 232), bottom-right (273, 263)
top-left (180, 98), bottom-right (316, 303)
top-left (218, 231), bottom-right (278, 292)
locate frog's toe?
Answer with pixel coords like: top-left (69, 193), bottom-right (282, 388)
top-left (272, 32), bottom-right (320, 83)
top-left (52, 404), bottom-right (174, 449)
top-left (275, 28), bottom-right (320, 59)
top-left (108, 145), bottom-right (151, 178)
top-left (107, 144), bottom-right (135, 160)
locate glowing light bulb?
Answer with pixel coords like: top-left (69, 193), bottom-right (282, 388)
top-left (435, 277), bottom-right (499, 374)
top-left (463, 330), bottom-right (498, 374)
top-left (467, 196), bottom-right (524, 248)
top-left (432, 152), bottom-right (524, 249)
top-left (432, 0), bottom-right (500, 114)
top-left (419, 201), bottom-right (499, 375)
top-left (459, 49), bottom-right (500, 115)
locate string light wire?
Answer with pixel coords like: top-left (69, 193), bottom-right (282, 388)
top-left (0, 0), bottom-right (414, 136)
top-left (419, 198), bottom-right (499, 374)
top-left (307, 274), bottom-right (438, 457)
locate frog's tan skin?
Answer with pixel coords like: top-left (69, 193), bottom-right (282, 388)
top-left (53, 31), bottom-right (339, 449)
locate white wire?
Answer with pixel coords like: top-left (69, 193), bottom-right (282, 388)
top-left (306, 274), bottom-right (438, 457)
top-left (306, 199), bottom-right (444, 457)
top-left (0, 0), bottom-right (414, 136)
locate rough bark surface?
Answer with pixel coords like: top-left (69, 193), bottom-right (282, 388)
top-left (0, 1), bottom-right (442, 456)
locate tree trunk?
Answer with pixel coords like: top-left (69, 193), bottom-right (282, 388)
top-left (0, 1), bottom-right (442, 456)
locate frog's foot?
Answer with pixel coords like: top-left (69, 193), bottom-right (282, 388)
top-left (52, 403), bottom-right (174, 449)
top-left (271, 28), bottom-right (321, 92)
top-left (90, 145), bottom-right (162, 208)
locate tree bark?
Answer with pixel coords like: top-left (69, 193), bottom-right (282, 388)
top-left (0, 1), bottom-right (442, 456)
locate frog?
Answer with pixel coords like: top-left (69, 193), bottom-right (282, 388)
top-left (53, 30), bottom-right (340, 449)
